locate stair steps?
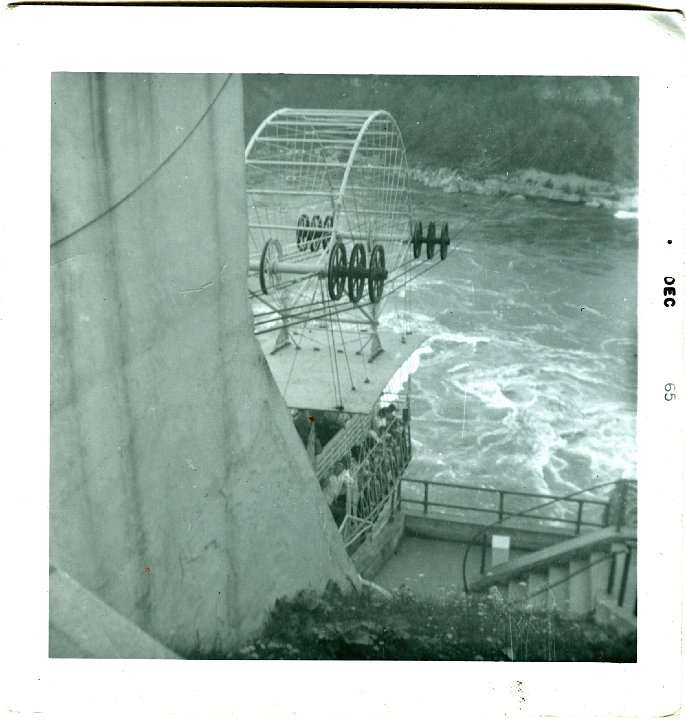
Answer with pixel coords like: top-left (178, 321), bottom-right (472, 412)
top-left (471, 527), bottom-right (635, 592)
top-left (547, 564), bottom-right (569, 613)
top-left (471, 527), bottom-right (636, 633)
top-left (568, 558), bottom-right (592, 615)
top-left (507, 579), bottom-right (527, 604)
top-left (527, 571), bottom-right (548, 611)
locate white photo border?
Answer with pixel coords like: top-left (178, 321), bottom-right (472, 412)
top-left (1, 7), bottom-right (684, 719)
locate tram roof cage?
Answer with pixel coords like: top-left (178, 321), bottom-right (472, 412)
top-left (245, 108), bottom-right (414, 317)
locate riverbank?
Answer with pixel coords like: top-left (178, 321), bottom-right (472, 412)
top-left (409, 166), bottom-right (638, 214)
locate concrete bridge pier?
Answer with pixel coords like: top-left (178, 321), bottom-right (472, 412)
top-left (50, 73), bottom-right (358, 657)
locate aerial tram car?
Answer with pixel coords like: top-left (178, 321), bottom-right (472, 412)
top-left (245, 108), bottom-right (451, 549)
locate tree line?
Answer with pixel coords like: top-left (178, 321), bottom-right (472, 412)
top-left (243, 75), bottom-right (638, 184)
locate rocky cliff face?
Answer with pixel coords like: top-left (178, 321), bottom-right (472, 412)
top-left (50, 73), bottom-right (357, 657)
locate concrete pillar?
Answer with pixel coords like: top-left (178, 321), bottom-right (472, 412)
top-left (50, 73), bottom-right (357, 657)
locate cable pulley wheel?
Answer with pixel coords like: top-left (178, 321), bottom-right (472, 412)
top-left (259, 238), bottom-right (283, 295)
top-left (347, 243), bottom-right (367, 303)
top-left (368, 244), bottom-right (387, 303)
top-left (296, 214), bottom-right (310, 252)
top-left (412, 221), bottom-right (423, 259)
top-left (440, 222), bottom-right (450, 260)
top-left (327, 241), bottom-right (348, 301)
top-left (426, 221), bottom-right (437, 260)
top-left (310, 214), bottom-right (323, 252)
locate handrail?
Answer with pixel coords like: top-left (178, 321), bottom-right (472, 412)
top-left (508, 542), bottom-right (636, 615)
top-left (401, 477), bottom-right (608, 532)
top-left (459, 479), bottom-right (637, 594)
top-left (339, 416), bottom-right (411, 547)
top-left (470, 526), bottom-right (636, 592)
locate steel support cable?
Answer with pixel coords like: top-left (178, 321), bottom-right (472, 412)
top-left (251, 289), bottom-right (369, 327)
top-left (460, 479), bottom-right (638, 594)
top-left (319, 281), bottom-right (340, 409)
top-left (250, 251), bottom-right (416, 323)
top-left (257, 292), bottom-right (383, 332)
top-left (381, 252), bottom-right (446, 293)
top-left (327, 291), bottom-right (345, 408)
top-left (251, 294), bottom-right (323, 321)
top-left (399, 137), bottom-right (548, 261)
top-left (253, 299), bottom-right (377, 337)
top-left (251, 290), bottom-right (334, 319)
top-left (248, 285), bottom-right (318, 318)
top-left (321, 282), bottom-right (344, 409)
top-left (253, 254), bottom-right (436, 335)
top-left (253, 298), bottom-right (364, 331)
top-left (52, 73), bottom-right (234, 247)
top-left (251, 285), bottom-right (337, 335)
top-left (252, 300), bottom-right (331, 327)
top-left (367, 177), bottom-right (530, 301)
top-left (354, 316), bottom-right (370, 383)
top-left (282, 279), bottom-right (321, 398)
top-left (253, 258), bottom-right (440, 337)
top-left (254, 289), bottom-right (380, 337)
top-left (248, 271), bottom-right (312, 312)
top-left (249, 269), bottom-right (321, 300)
top-left (332, 292), bottom-right (356, 391)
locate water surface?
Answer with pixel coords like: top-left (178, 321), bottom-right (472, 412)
top-left (392, 186), bottom-right (637, 498)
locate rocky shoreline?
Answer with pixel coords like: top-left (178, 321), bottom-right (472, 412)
top-left (409, 165), bottom-right (638, 214)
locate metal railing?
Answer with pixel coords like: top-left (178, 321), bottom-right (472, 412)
top-left (401, 478), bottom-right (610, 535)
top-left (451, 478), bottom-right (637, 595)
top-left (339, 416), bottom-right (412, 548)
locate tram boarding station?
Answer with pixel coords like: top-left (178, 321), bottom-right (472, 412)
top-left (259, 329), bottom-right (421, 549)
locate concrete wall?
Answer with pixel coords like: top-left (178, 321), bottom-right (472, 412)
top-left (50, 73), bottom-right (357, 656)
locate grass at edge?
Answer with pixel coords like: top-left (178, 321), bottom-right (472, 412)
top-left (187, 584), bottom-right (636, 662)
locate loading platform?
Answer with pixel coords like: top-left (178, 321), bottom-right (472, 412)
top-left (353, 477), bottom-right (637, 633)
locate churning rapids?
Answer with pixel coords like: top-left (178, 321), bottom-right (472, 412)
top-left (385, 183), bottom-right (637, 499)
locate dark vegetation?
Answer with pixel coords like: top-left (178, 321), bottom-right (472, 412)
top-left (243, 75), bottom-right (638, 185)
top-left (189, 584), bottom-right (636, 661)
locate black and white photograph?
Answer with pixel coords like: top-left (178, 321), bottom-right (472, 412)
top-left (50, 71), bottom-right (640, 662)
top-left (2, 7), bottom-right (684, 719)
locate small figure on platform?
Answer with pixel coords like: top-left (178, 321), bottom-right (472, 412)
top-left (321, 461), bottom-right (346, 505)
top-left (321, 460), bottom-right (355, 505)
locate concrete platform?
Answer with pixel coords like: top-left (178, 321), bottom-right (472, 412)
top-left (258, 330), bottom-right (425, 413)
top-left (372, 536), bottom-right (479, 599)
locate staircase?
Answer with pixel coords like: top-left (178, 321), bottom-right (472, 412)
top-left (470, 527), bottom-right (637, 634)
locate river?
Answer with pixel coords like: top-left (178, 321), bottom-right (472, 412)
top-left (392, 183), bottom-right (637, 498)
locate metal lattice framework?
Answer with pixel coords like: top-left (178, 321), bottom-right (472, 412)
top-left (246, 108), bottom-right (414, 357)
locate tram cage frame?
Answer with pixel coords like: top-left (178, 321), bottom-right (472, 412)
top-left (245, 108), bottom-right (415, 338)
